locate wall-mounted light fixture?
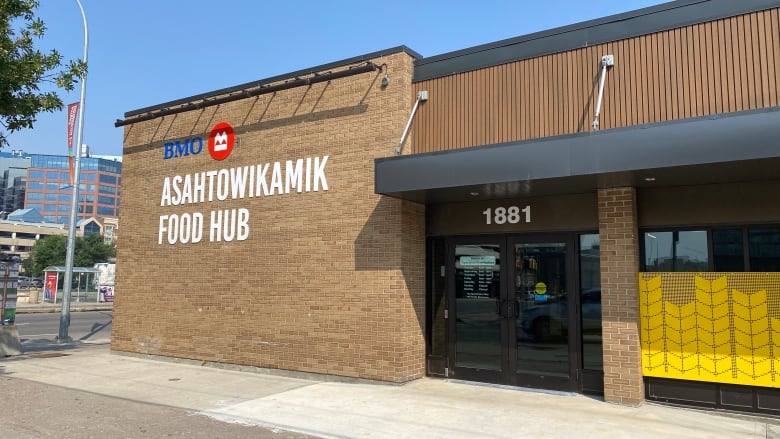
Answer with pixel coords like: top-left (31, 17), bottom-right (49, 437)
top-left (380, 63), bottom-right (390, 88)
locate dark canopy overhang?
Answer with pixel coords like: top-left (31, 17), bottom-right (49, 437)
top-left (375, 107), bottom-right (780, 204)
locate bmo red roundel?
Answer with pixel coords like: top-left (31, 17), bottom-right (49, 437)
top-left (208, 122), bottom-right (235, 161)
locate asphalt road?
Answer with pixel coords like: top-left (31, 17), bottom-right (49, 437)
top-left (13, 311), bottom-right (112, 344)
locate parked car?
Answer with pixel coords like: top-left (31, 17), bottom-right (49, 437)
top-left (17, 277), bottom-right (30, 288)
top-left (30, 277), bottom-right (43, 288)
top-left (521, 289), bottom-right (601, 342)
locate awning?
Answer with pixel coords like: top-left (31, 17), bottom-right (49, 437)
top-left (375, 107), bottom-right (780, 204)
top-left (43, 266), bottom-right (100, 274)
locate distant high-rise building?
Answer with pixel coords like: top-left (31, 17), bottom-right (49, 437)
top-left (0, 150), bottom-right (32, 216)
top-left (24, 154), bottom-right (122, 225)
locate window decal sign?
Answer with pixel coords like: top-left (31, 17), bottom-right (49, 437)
top-left (460, 256), bottom-right (496, 266)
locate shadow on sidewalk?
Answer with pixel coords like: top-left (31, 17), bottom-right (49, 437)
top-left (80, 318), bottom-right (112, 341)
top-left (0, 341), bottom-right (100, 378)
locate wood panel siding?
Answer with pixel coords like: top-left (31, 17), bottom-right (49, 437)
top-left (411, 9), bottom-right (780, 154)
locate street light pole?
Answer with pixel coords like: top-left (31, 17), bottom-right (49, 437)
top-left (57, 0), bottom-right (88, 343)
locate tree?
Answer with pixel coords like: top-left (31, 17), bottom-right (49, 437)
top-left (0, 0), bottom-right (87, 147)
top-left (74, 232), bottom-right (114, 268)
top-left (22, 234), bottom-right (64, 275)
top-left (22, 233), bottom-right (115, 277)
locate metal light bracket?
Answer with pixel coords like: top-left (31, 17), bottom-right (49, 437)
top-left (395, 91), bottom-right (429, 156)
top-left (592, 54), bottom-right (614, 130)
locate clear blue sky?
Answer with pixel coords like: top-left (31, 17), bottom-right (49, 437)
top-left (7, 0), bottom-right (666, 157)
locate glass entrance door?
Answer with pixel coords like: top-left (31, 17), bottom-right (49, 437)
top-left (450, 240), bottom-right (508, 383)
top-left (511, 239), bottom-right (573, 389)
top-left (448, 235), bottom-right (575, 390)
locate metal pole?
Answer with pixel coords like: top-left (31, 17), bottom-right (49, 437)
top-left (57, 0), bottom-right (88, 343)
top-left (1, 264), bottom-right (8, 324)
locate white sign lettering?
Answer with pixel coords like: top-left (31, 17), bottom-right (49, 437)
top-left (159, 155), bottom-right (329, 207)
top-left (158, 155), bottom-right (329, 245)
top-left (482, 205), bottom-right (531, 225)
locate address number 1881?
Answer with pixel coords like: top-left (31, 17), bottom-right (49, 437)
top-left (482, 206), bottom-right (531, 225)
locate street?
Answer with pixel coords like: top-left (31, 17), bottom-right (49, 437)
top-left (13, 310), bottom-right (112, 345)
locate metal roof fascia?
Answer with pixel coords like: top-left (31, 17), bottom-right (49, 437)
top-left (124, 45), bottom-right (423, 118)
top-left (413, 0), bottom-right (780, 82)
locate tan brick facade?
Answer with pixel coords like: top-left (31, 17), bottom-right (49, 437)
top-left (112, 50), bottom-right (427, 383)
top-left (598, 187), bottom-right (644, 405)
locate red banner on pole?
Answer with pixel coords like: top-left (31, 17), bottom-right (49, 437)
top-left (67, 102), bottom-right (79, 185)
top-left (68, 156), bottom-right (74, 185)
top-left (67, 102), bottom-right (79, 149)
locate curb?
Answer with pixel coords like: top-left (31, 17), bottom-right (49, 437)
top-left (15, 305), bottom-right (113, 314)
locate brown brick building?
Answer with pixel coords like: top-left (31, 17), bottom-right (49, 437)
top-left (115, 0), bottom-right (780, 415)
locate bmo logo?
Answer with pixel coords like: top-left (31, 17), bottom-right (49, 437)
top-left (208, 122), bottom-right (234, 161)
top-left (163, 122), bottom-right (235, 161)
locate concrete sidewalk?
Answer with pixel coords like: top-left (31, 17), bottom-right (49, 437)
top-left (1, 343), bottom-right (778, 438)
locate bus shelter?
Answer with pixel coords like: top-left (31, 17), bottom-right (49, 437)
top-left (43, 266), bottom-right (100, 304)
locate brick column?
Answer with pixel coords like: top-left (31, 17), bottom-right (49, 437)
top-left (598, 187), bottom-right (644, 406)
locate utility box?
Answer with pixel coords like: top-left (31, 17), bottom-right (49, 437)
top-left (0, 261), bottom-right (20, 324)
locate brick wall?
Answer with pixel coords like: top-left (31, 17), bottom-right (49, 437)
top-left (598, 187), bottom-right (644, 405)
top-left (112, 50), bottom-right (427, 383)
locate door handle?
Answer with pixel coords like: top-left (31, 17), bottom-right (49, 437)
top-left (496, 299), bottom-right (508, 318)
top-left (505, 300), bottom-right (518, 318)
top-left (496, 300), bottom-right (518, 318)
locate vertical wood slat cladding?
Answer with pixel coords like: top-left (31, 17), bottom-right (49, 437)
top-left (412, 10), bottom-right (780, 154)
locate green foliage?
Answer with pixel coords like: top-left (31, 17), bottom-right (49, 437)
top-left (74, 232), bottom-right (115, 268)
top-left (22, 234), bottom-right (65, 276)
top-left (22, 232), bottom-right (115, 277)
top-left (0, 0), bottom-right (87, 147)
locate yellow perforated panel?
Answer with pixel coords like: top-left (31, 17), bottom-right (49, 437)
top-left (639, 273), bottom-right (780, 387)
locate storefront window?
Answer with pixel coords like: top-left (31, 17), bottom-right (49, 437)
top-left (643, 226), bottom-right (780, 272)
top-left (643, 231), bottom-right (708, 272)
top-left (579, 234), bottom-right (602, 371)
top-left (713, 229), bottom-right (744, 271)
top-left (428, 239), bottom-right (446, 359)
top-left (749, 227), bottom-right (780, 271)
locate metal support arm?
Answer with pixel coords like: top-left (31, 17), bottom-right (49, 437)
top-left (395, 91), bottom-right (428, 156)
top-left (592, 55), bottom-right (614, 130)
